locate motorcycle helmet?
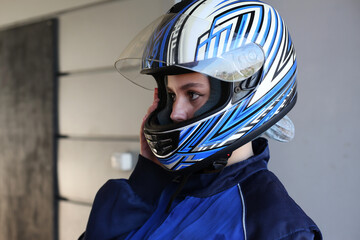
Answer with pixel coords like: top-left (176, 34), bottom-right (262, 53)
top-left (115, 0), bottom-right (297, 173)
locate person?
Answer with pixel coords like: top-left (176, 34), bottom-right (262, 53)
top-left (80, 0), bottom-right (322, 239)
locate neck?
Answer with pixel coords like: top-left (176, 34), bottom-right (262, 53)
top-left (227, 141), bottom-right (254, 166)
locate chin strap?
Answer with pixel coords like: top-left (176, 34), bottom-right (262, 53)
top-left (166, 172), bottom-right (192, 213)
top-left (202, 152), bottom-right (232, 173)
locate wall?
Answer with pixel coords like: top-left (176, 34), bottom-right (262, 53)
top-left (265, 1), bottom-right (360, 239)
top-left (0, 0), bottom-right (113, 28)
top-left (0, 0), bottom-right (359, 239)
top-left (57, 0), bottom-right (173, 239)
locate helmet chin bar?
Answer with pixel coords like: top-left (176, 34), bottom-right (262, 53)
top-left (144, 130), bottom-right (180, 157)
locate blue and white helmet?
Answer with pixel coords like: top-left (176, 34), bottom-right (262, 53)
top-left (115, 0), bottom-right (297, 172)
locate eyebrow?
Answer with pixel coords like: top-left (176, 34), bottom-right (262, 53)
top-left (167, 82), bottom-right (205, 91)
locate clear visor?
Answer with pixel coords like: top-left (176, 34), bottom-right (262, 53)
top-left (115, 13), bottom-right (265, 90)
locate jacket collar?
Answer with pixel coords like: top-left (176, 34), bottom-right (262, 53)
top-left (181, 137), bottom-right (270, 197)
top-left (129, 138), bottom-right (270, 203)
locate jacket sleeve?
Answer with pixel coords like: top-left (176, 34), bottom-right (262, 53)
top-left (80, 155), bottom-right (172, 240)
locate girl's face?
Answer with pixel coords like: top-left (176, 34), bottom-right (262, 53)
top-left (167, 72), bottom-right (210, 123)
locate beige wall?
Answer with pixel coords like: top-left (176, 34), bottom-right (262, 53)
top-left (265, 1), bottom-right (360, 239)
top-left (57, 1), bottom-right (173, 239)
top-left (0, 0), bottom-right (108, 28)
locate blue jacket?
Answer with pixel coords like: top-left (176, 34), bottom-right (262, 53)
top-left (81, 138), bottom-right (322, 239)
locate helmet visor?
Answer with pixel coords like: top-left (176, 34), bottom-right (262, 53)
top-left (115, 13), bottom-right (265, 90)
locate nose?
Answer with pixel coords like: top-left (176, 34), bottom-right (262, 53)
top-left (170, 97), bottom-right (189, 123)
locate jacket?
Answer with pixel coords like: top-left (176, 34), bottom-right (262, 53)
top-left (80, 138), bottom-right (322, 239)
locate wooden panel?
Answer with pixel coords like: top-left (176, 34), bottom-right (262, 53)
top-left (59, 70), bottom-right (153, 137)
top-left (59, 0), bottom-right (173, 72)
top-left (59, 201), bottom-right (91, 240)
top-left (0, 20), bottom-right (56, 239)
top-left (58, 139), bottom-right (140, 203)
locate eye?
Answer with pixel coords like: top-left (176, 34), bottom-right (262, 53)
top-left (188, 91), bottom-right (200, 101)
